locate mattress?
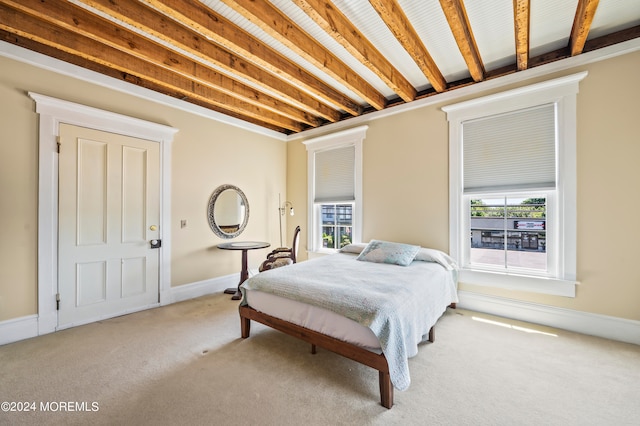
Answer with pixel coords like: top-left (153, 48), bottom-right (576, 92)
top-left (244, 288), bottom-right (381, 350)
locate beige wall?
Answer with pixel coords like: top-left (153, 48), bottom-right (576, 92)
top-left (0, 59), bottom-right (39, 321)
top-left (288, 50), bottom-right (640, 322)
top-left (0, 54), bottom-right (286, 322)
top-left (169, 109), bottom-right (286, 287)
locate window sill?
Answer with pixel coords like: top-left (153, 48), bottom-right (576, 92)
top-left (307, 248), bottom-right (336, 259)
top-left (459, 269), bottom-right (577, 297)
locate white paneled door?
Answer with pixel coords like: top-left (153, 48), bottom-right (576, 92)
top-left (58, 123), bottom-right (160, 328)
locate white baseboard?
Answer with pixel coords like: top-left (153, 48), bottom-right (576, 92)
top-left (170, 273), bottom-right (237, 303)
top-left (458, 290), bottom-right (640, 346)
top-left (0, 315), bottom-right (38, 346)
top-left (169, 269), bottom-right (259, 303)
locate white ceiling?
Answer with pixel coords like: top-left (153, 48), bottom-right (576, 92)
top-left (204, 0), bottom-right (640, 105)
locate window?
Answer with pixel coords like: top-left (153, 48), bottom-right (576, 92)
top-left (304, 126), bottom-right (366, 253)
top-left (442, 73), bottom-right (587, 297)
top-left (468, 195), bottom-right (548, 273)
top-left (321, 204), bottom-right (353, 249)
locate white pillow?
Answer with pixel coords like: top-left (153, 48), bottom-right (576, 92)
top-left (339, 243), bottom-right (367, 254)
top-left (414, 248), bottom-right (458, 270)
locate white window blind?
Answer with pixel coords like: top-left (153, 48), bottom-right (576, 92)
top-left (314, 145), bottom-right (355, 202)
top-left (463, 104), bottom-right (556, 193)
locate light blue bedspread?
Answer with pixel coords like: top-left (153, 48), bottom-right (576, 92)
top-left (240, 252), bottom-right (458, 391)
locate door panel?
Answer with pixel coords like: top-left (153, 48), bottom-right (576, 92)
top-left (76, 261), bottom-right (106, 306)
top-left (77, 139), bottom-right (107, 245)
top-left (122, 257), bottom-right (146, 297)
top-left (122, 146), bottom-right (147, 242)
top-left (58, 124), bottom-right (160, 328)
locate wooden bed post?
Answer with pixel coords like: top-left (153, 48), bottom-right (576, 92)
top-left (241, 313), bottom-right (251, 338)
top-left (379, 371), bottom-right (393, 409)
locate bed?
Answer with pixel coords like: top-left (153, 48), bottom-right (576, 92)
top-left (238, 241), bottom-right (458, 408)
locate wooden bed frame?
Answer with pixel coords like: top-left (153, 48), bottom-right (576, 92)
top-left (239, 305), bottom-right (435, 409)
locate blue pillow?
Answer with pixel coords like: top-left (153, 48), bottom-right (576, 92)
top-left (356, 240), bottom-right (420, 266)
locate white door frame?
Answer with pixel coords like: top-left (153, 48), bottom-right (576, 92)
top-left (30, 92), bottom-right (178, 335)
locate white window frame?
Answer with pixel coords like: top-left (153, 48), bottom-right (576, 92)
top-left (442, 73), bottom-right (587, 297)
top-left (303, 125), bottom-right (366, 253)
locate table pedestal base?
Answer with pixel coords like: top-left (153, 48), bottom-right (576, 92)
top-left (225, 288), bottom-right (242, 300)
top-left (217, 241), bottom-right (270, 301)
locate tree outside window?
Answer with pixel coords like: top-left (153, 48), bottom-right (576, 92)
top-left (321, 204), bottom-right (352, 249)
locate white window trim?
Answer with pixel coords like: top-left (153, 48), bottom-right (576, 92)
top-left (303, 125), bottom-right (367, 253)
top-left (442, 72), bottom-right (587, 297)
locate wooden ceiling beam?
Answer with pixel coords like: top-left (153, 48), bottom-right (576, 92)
top-left (78, 0), bottom-right (336, 123)
top-left (439, 0), bottom-right (485, 82)
top-left (220, 0), bottom-right (388, 110)
top-left (513, 0), bottom-right (530, 71)
top-left (0, 29), bottom-right (290, 133)
top-left (142, 0), bottom-right (360, 117)
top-left (570, 0), bottom-right (600, 56)
top-left (293, 0), bottom-right (416, 103)
top-left (3, 0), bottom-right (318, 128)
top-left (0, 3), bottom-right (306, 132)
top-left (369, 0), bottom-right (447, 93)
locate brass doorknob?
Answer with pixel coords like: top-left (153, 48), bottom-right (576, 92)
top-left (150, 225), bottom-right (158, 231)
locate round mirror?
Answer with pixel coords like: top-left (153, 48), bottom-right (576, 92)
top-left (207, 184), bottom-right (249, 239)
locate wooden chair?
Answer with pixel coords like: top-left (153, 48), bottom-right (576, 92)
top-left (259, 226), bottom-right (301, 272)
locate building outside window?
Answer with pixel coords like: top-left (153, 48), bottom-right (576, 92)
top-left (469, 197), bottom-right (547, 271)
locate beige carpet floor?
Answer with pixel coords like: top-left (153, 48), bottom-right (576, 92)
top-left (1, 293), bottom-right (639, 426)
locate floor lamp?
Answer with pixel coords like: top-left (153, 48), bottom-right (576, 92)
top-left (278, 193), bottom-right (294, 247)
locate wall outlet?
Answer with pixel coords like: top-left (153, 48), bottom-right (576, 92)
top-left (180, 219), bottom-right (187, 228)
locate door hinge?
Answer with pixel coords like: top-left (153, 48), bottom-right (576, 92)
top-left (56, 136), bottom-right (61, 153)
top-left (56, 293), bottom-right (60, 310)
